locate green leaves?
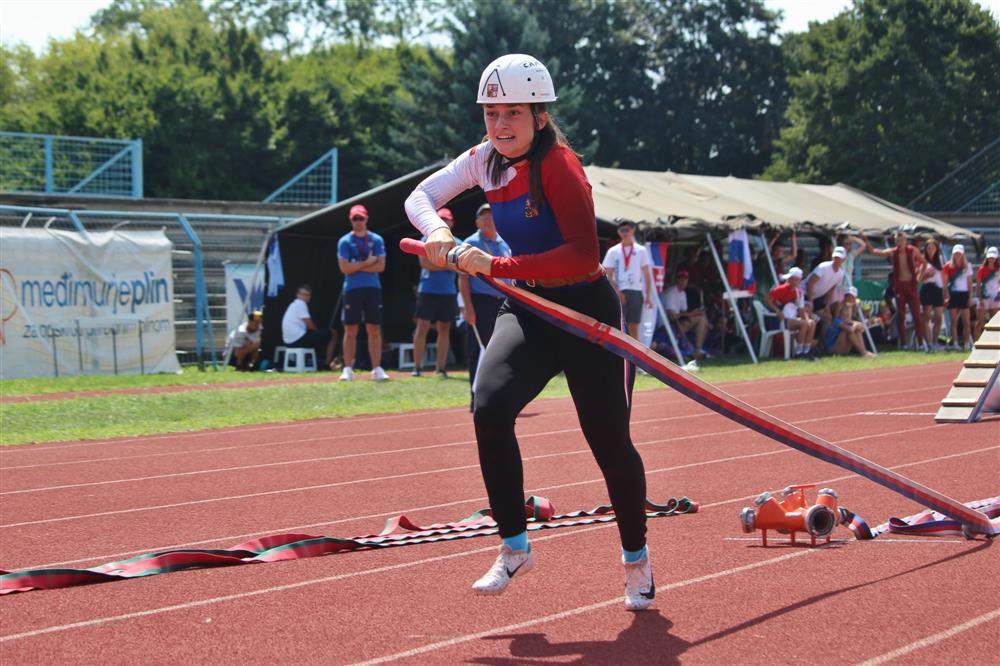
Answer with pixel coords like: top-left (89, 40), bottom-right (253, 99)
top-left (765, 0), bottom-right (1000, 203)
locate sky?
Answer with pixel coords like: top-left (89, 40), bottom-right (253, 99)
top-left (1, 0), bottom-right (999, 53)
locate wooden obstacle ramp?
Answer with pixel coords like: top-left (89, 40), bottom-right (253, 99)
top-left (936, 311), bottom-right (1000, 423)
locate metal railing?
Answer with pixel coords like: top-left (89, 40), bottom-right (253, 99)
top-left (0, 132), bottom-right (143, 198)
top-left (264, 147), bottom-right (338, 204)
top-left (908, 137), bottom-right (999, 213)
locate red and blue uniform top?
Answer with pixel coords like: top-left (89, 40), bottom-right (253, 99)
top-left (404, 142), bottom-right (600, 281)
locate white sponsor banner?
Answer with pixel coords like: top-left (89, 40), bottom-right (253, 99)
top-left (0, 227), bottom-right (181, 378)
top-left (224, 262), bottom-right (264, 338)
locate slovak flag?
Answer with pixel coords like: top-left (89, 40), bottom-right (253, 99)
top-left (726, 229), bottom-right (755, 293)
top-left (647, 242), bottom-right (670, 293)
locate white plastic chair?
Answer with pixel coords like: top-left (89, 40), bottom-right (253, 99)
top-left (753, 300), bottom-right (791, 360)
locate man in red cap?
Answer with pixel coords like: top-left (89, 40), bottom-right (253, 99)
top-left (337, 204), bottom-right (389, 381)
top-left (411, 207), bottom-right (460, 377)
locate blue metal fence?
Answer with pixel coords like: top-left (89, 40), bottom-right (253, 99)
top-left (0, 132), bottom-right (143, 198)
top-left (264, 147), bottom-right (338, 204)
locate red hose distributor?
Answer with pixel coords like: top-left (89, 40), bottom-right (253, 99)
top-left (739, 484), bottom-right (848, 546)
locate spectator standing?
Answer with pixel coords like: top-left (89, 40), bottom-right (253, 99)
top-left (459, 203), bottom-right (511, 409)
top-left (867, 231), bottom-right (926, 350)
top-left (412, 207), bottom-right (460, 377)
top-left (810, 237), bottom-right (833, 272)
top-left (602, 221), bottom-right (654, 339)
top-left (664, 269), bottom-right (709, 361)
top-left (943, 244), bottom-right (974, 350)
top-left (229, 310), bottom-right (263, 370)
top-left (281, 285), bottom-right (334, 367)
top-left (835, 231), bottom-right (866, 293)
top-left (975, 246), bottom-right (1000, 340)
top-left (337, 204), bottom-right (389, 381)
top-left (764, 267), bottom-right (816, 359)
top-left (825, 287), bottom-right (875, 357)
top-left (918, 238), bottom-right (946, 350)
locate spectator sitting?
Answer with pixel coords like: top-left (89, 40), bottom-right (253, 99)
top-left (281, 285), bottom-right (334, 369)
top-left (764, 267), bottom-right (816, 360)
top-left (664, 269), bottom-right (709, 360)
top-left (825, 287), bottom-right (875, 357)
top-left (805, 246), bottom-right (848, 334)
top-left (229, 310), bottom-right (263, 370)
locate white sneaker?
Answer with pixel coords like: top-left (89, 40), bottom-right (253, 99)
top-left (623, 550), bottom-right (655, 611)
top-left (683, 360), bottom-right (700, 373)
top-left (339, 367), bottom-right (354, 381)
top-left (471, 544), bottom-right (534, 595)
top-left (371, 366), bottom-right (389, 381)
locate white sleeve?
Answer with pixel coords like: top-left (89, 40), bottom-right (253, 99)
top-left (404, 142), bottom-right (492, 237)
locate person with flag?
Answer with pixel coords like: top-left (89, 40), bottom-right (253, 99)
top-left (403, 54), bottom-right (654, 611)
top-left (975, 246), bottom-right (999, 340)
top-left (602, 220), bottom-right (655, 340)
top-left (458, 203), bottom-right (511, 410)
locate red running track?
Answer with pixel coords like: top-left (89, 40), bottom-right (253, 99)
top-left (1, 361), bottom-right (998, 664)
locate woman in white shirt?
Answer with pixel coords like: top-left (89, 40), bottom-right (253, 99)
top-left (917, 239), bottom-right (945, 350)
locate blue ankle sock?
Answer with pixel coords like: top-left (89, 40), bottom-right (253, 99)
top-left (502, 531), bottom-right (529, 553)
top-left (623, 545), bottom-right (647, 563)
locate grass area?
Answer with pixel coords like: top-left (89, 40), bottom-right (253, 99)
top-left (0, 366), bottom-right (293, 397)
top-left (0, 351), bottom-right (965, 446)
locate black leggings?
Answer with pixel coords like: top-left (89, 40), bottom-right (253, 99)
top-left (473, 277), bottom-right (648, 551)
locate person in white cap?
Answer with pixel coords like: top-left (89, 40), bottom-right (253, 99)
top-left (804, 245), bottom-right (848, 337)
top-left (824, 286), bottom-right (875, 357)
top-left (404, 54), bottom-right (654, 610)
top-left (764, 266), bottom-right (817, 359)
top-left (974, 246), bottom-right (999, 340)
top-left (943, 244), bottom-right (973, 350)
top-left (867, 231), bottom-right (926, 350)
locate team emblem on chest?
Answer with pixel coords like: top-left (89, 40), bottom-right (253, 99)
top-left (523, 198), bottom-right (539, 218)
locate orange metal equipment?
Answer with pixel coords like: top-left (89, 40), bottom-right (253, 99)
top-left (739, 485), bottom-right (847, 546)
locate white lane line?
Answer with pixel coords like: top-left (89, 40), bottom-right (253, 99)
top-left (0, 531), bottom-right (812, 645)
top-left (722, 537), bottom-right (966, 544)
top-left (350, 551), bottom-right (816, 666)
top-left (0, 406), bottom-right (947, 528)
top-left (0, 366), bottom-right (955, 459)
top-left (15, 428), bottom-right (994, 572)
top-left (858, 412), bottom-right (935, 416)
top-left (854, 608), bottom-right (1000, 666)
top-left (1, 383), bottom-right (946, 490)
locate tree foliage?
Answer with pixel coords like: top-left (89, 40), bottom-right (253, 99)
top-left (3, 0), bottom-right (990, 204)
top-left (764, 0), bottom-right (1000, 203)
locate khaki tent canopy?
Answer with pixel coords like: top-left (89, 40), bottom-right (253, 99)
top-left (585, 167), bottom-right (982, 247)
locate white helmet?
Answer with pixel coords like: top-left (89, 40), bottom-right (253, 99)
top-left (477, 54), bottom-right (557, 104)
